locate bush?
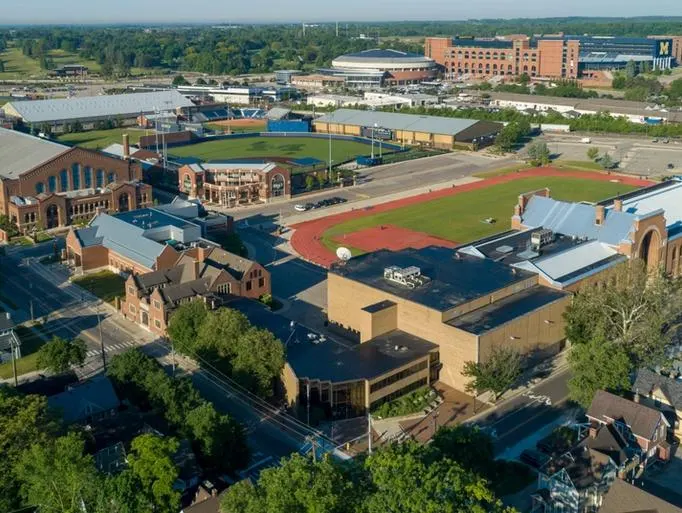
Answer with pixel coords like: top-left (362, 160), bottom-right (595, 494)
top-left (372, 386), bottom-right (436, 419)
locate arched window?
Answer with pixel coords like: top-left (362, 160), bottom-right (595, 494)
top-left (493, 64), bottom-right (498, 70)
top-left (485, 51), bottom-right (491, 59)
top-left (96, 169), bottom-right (105, 188)
top-left (59, 169), bottom-right (68, 192)
top-left (48, 176), bottom-right (57, 193)
top-left (107, 171), bottom-right (116, 184)
top-left (271, 174), bottom-right (285, 198)
top-left (500, 52), bottom-right (506, 60)
top-left (84, 166), bottom-right (92, 188)
top-left (71, 163), bottom-right (80, 190)
top-left (35, 182), bottom-right (45, 194)
top-left (493, 52), bottom-right (498, 59)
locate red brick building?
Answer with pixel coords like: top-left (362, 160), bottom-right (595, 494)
top-left (179, 162), bottom-right (291, 207)
top-left (0, 128), bottom-right (151, 233)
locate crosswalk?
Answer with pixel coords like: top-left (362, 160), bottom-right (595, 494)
top-left (86, 340), bottom-right (138, 357)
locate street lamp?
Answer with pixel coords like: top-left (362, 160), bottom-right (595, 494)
top-left (371, 123), bottom-right (377, 159)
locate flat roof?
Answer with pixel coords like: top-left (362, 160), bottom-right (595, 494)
top-left (315, 108), bottom-right (483, 136)
top-left (330, 246), bottom-right (536, 312)
top-left (334, 49), bottom-right (434, 64)
top-left (228, 298), bottom-right (437, 383)
top-left (448, 285), bottom-right (569, 335)
top-left (0, 128), bottom-right (70, 179)
top-left (5, 90), bottom-right (194, 124)
top-left (616, 178), bottom-right (682, 232)
top-left (186, 162), bottom-right (278, 173)
top-left (114, 208), bottom-right (195, 231)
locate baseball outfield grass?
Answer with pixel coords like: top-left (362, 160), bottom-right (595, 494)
top-left (168, 136), bottom-right (396, 164)
top-left (322, 176), bottom-right (637, 254)
top-left (58, 128), bottom-right (149, 150)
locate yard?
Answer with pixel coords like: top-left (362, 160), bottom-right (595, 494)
top-left (321, 175), bottom-right (637, 254)
top-left (71, 270), bottom-right (126, 305)
top-left (57, 128), bottom-right (150, 150)
top-left (0, 324), bottom-right (51, 379)
top-left (168, 136), bottom-right (396, 164)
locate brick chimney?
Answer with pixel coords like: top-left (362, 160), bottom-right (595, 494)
top-left (517, 194), bottom-right (527, 216)
top-left (595, 205), bottom-right (605, 225)
top-left (613, 198), bottom-right (623, 212)
top-left (122, 134), bottom-right (130, 160)
top-left (589, 425), bottom-right (599, 439)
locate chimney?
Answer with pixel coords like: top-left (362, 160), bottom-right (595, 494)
top-left (122, 134), bottom-right (130, 160)
top-left (211, 488), bottom-right (217, 498)
top-left (595, 205), bottom-right (605, 226)
top-left (634, 388), bottom-right (641, 403)
top-left (589, 425), bottom-right (599, 439)
top-left (517, 194), bottom-right (527, 216)
top-left (613, 198), bottom-right (623, 212)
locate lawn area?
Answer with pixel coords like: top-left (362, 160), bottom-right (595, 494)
top-left (71, 270), bottom-right (125, 305)
top-left (169, 136), bottom-right (395, 164)
top-left (554, 160), bottom-right (605, 171)
top-left (322, 176), bottom-right (637, 254)
top-left (58, 128), bottom-right (150, 150)
top-left (204, 121), bottom-right (267, 133)
top-left (0, 47), bottom-right (42, 79)
top-left (0, 324), bottom-right (51, 379)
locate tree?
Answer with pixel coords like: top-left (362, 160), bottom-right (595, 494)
top-left (0, 388), bottom-right (59, 512)
top-left (0, 214), bottom-right (19, 238)
top-left (431, 425), bottom-right (495, 478)
top-left (14, 432), bottom-right (100, 513)
top-left (586, 147), bottom-right (600, 161)
top-left (231, 327), bottom-right (285, 398)
top-left (305, 175), bottom-right (316, 191)
top-left (36, 336), bottom-right (87, 374)
top-left (526, 141), bottom-right (551, 166)
top-left (127, 434), bottom-right (180, 513)
top-left (196, 307), bottom-right (250, 359)
top-left (195, 77), bottom-right (207, 85)
top-left (462, 346), bottom-right (522, 401)
top-left (517, 72), bottom-right (530, 85)
top-left (95, 470), bottom-right (151, 513)
top-left (167, 300), bottom-right (208, 354)
top-left (568, 335), bottom-right (633, 407)
top-left (0, 60), bottom-right (4, 73)
top-left (563, 261), bottom-right (680, 366)
top-left (625, 59), bottom-right (638, 79)
top-left (599, 153), bottom-right (615, 169)
top-left (172, 74), bottom-right (189, 86)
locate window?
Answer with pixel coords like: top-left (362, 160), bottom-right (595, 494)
top-left (370, 360), bottom-right (428, 393)
top-left (155, 320), bottom-right (161, 329)
top-left (84, 166), bottom-right (93, 188)
top-left (258, 277), bottom-right (264, 288)
top-left (96, 169), bottom-right (105, 188)
top-left (35, 182), bottom-right (45, 194)
top-left (107, 171), bottom-right (116, 184)
top-left (128, 286), bottom-right (135, 295)
top-left (129, 304), bottom-right (136, 313)
top-left (217, 283), bottom-right (231, 294)
top-left (153, 300), bottom-right (161, 309)
top-left (59, 169), bottom-right (68, 192)
top-left (71, 163), bottom-right (81, 190)
top-left (246, 281), bottom-right (252, 291)
top-left (48, 176), bottom-right (57, 193)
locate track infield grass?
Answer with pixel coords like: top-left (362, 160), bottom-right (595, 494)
top-left (321, 176), bottom-right (637, 254)
top-left (168, 136), bottom-right (396, 164)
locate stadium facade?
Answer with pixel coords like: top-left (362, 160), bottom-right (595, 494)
top-left (425, 34), bottom-right (676, 80)
top-left (320, 49), bottom-right (438, 88)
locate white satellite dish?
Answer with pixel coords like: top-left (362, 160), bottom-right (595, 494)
top-left (336, 247), bottom-right (352, 262)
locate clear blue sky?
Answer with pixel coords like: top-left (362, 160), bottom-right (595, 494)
top-left (5, 0), bottom-right (682, 24)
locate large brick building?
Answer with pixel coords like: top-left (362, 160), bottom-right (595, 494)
top-left (425, 34), bottom-right (675, 79)
top-left (0, 128), bottom-right (151, 233)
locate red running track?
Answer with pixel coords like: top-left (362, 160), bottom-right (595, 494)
top-left (334, 224), bottom-right (460, 253)
top-left (290, 167), bottom-right (654, 268)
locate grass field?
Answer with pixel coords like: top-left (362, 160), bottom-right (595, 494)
top-left (169, 136), bottom-right (394, 164)
top-left (72, 270), bottom-right (126, 305)
top-left (322, 176), bottom-right (637, 254)
top-left (0, 324), bottom-right (51, 379)
top-left (58, 128), bottom-right (150, 150)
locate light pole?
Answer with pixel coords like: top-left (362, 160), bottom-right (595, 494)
top-left (371, 123), bottom-right (376, 159)
top-left (97, 303), bottom-right (105, 370)
top-left (367, 411), bottom-right (373, 455)
top-left (328, 130), bottom-right (332, 182)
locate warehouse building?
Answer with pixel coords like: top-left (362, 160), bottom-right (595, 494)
top-left (2, 90), bottom-right (195, 132)
top-left (313, 108), bottom-right (502, 150)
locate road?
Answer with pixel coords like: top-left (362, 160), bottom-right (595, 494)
top-left (1, 242), bottom-right (331, 464)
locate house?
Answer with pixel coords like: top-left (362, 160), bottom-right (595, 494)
top-left (174, 439), bottom-right (202, 493)
top-left (578, 423), bottom-right (641, 479)
top-left (0, 312), bottom-right (21, 363)
top-left (120, 248), bottom-right (270, 336)
top-left (633, 368), bottom-right (682, 437)
top-left (531, 447), bottom-right (618, 513)
top-left (47, 375), bottom-right (120, 425)
top-left (586, 390), bottom-right (671, 463)
top-left (181, 482), bottom-right (224, 513)
top-left (598, 478), bottom-right (682, 513)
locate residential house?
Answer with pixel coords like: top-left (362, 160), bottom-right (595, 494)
top-left (181, 482), bottom-right (224, 513)
top-left (586, 390), bottom-right (671, 463)
top-left (0, 312), bottom-right (21, 363)
top-left (633, 368), bottom-right (682, 438)
top-left (48, 375), bottom-right (120, 425)
top-left (531, 447), bottom-right (618, 513)
top-left (120, 247), bottom-right (270, 336)
top-left (578, 423), bottom-right (641, 480)
top-left (598, 478), bottom-right (682, 513)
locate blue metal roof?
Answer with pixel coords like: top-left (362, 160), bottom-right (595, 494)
top-left (521, 196), bottom-right (637, 246)
top-left (48, 375), bottom-right (120, 424)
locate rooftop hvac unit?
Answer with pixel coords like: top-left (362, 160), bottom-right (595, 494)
top-left (531, 229), bottom-right (554, 250)
top-left (383, 265), bottom-right (430, 289)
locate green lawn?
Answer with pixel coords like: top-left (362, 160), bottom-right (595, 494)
top-left (0, 47), bottom-right (42, 79)
top-left (58, 128), bottom-right (150, 150)
top-left (169, 136), bottom-right (395, 164)
top-left (322, 176), bottom-right (637, 254)
top-left (72, 270), bottom-right (126, 305)
top-left (0, 325), bottom-right (50, 379)
top-left (203, 121), bottom-right (267, 133)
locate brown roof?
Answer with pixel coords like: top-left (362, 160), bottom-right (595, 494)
top-left (600, 478), bottom-right (682, 513)
top-left (134, 266), bottom-right (185, 290)
top-left (579, 423), bottom-right (630, 466)
top-left (587, 390), bottom-right (665, 440)
top-left (204, 247), bottom-right (255, 280)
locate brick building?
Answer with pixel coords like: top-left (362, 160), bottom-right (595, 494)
top-left (120, 248), bottom-right (269, 336)
top-left (179, 162), bottom-right (291, 207)
top-left (0, 128), bottom-right (151, 233)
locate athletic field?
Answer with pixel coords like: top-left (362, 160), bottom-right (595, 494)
top-left (168, 136), bottom-right (394, 164)
top-left (58, 128), bottom-right (149, 150)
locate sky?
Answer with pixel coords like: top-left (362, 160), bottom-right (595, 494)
top-left (4, 0), bottom-right (682, 24)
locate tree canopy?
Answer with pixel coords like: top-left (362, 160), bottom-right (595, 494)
top-left (36, 336), bottom-right (87, 374)
top-left (462, 346), bottom-right (522, 401)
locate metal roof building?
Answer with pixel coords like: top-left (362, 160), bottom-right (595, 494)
top-left (0, 128), bottom-right (70, 179)
top-left (2, 90), bottom-right (195, 126)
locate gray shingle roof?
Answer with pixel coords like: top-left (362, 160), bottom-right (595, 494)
top-left (48, 375), bottom-right (120, 424)
top-left (315, 108), bottom-right (479, 136)
top-left (5, 90), bottom-right (194, 124)
top-left (587, 390), bottom-right (665, 441)
top-left (600, 478), bottom-right (682, 513)
top-left (0, 128), bottom-right (70, 179)
top-left (204, 248), bottom-right (255, 280)
top-left (633, 368), bottom-right (682, 410)
top-left (0, 312), bottom-right (16, 331)
top-left (521, 195), bottom-right (637, 246)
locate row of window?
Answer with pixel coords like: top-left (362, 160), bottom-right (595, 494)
top-left (369, 360), bottom-right (428, 393)
top-left (449, 51), bottom-right (540, 60)
top-left (70, 200), bottom-right (110, 217)
top-left (35, 165), bottom-right (118, 195)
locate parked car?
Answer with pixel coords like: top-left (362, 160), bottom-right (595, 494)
top-left (519, 449), bottom-right (551, 470)
top-left (668, 163), bottom-right (675, 170)
top-left (294, 204), bottom-right (309, 212)
top-left (652, 138), bottom-right (659, 143)
top-left (580, 137), bottom-right (591, 144)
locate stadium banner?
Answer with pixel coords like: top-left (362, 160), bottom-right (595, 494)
top-left (361, 126), bottom-right (393, 140)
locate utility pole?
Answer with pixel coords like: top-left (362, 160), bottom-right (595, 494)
top-left (306, 381), bottom-right (311, 426)
top-left (371, 124), bottom-right (376, 159)
top-left (29, 281), bottom-right (34, 322)
top-left (171, 338), bottom-right (176, 377)
top-left (97, 303), bottom-right (105, 370)
top-left (328, 130), bottom-right (332, 181)
top-left (367, 411), bottom-right (373, 454)
top-left (10, 338), bottom-right (18, 387)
